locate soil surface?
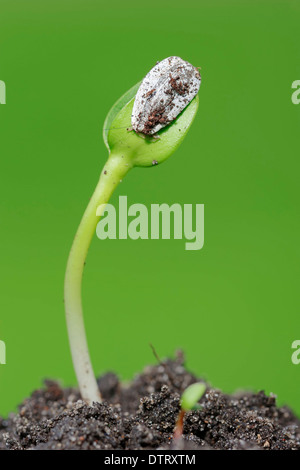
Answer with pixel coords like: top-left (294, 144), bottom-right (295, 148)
top-left (0, 354), bottom-right (299, 450)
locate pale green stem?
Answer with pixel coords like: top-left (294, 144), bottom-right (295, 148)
top-left (64, 152), bottom-right (132, 404)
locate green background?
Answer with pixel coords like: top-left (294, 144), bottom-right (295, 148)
top-left (0, 0), bottom-right (299, 417)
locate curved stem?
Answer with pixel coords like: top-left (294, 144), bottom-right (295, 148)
top-left (64, 153), bottom-right (132, 404)
top-left (173, 409), bottom-right (185, 440)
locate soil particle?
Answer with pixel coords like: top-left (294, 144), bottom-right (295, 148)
top-left (0, 356), bottom-right (299, 450)
top-left (169, 75), bottom-right (189, 95)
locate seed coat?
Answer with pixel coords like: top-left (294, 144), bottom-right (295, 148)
top-left (131, 56), bottom-right (201, 135)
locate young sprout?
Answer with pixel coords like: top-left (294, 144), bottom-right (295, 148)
top-left (64, 57), bottom-right (201, 405)
top-left (173, 382), bottom-right (206, 440)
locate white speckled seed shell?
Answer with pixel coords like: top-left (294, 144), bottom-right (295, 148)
top-left (131, 56), bottom-right (201, 135)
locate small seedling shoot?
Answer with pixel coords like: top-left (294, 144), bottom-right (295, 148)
top-left (64, 56), bottom-right (201, 405)
top-left (173, 382), bottom-right (206, 440)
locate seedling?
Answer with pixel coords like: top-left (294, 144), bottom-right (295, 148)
top-left (173, 382), bottom-right (206, 440)
top-left (64, 57), bottom-right (201, 404)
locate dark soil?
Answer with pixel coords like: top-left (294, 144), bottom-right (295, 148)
top-left (0, 354), bottom-right (299, 450)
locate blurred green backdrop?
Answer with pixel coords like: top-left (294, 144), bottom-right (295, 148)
top-left (0, 0), bottom-right (299, 417)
